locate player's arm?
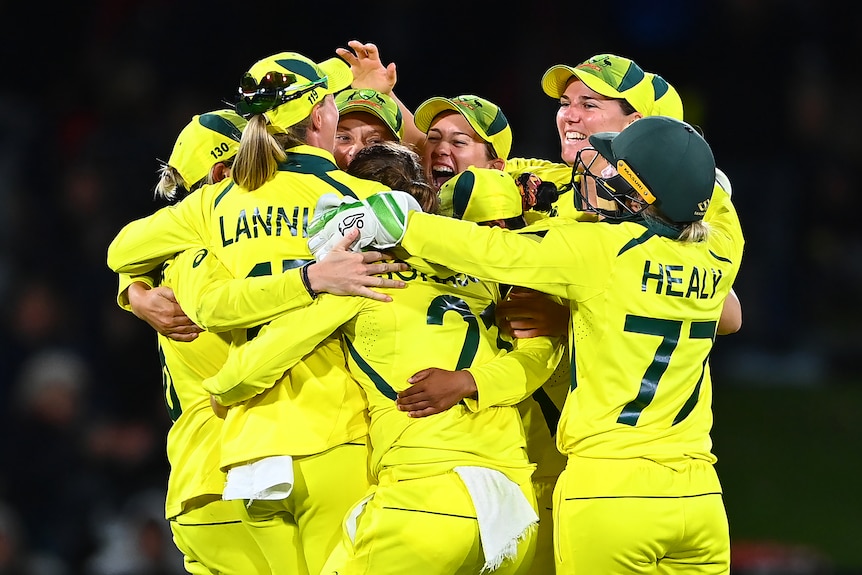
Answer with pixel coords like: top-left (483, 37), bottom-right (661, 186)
top-left (496, 287), bottom-right (570, 339)
top-left (171, 231), bottom-right (408, 331)
top-left (396, 333), bottom-right (564, 417)
top-left (717, 288), bottom-right (742, 335)
top-left (401, 212), bottom-right (602, 300)
top-left (203, 295), bottom-right (362, 405)
top-left (118, 272), bottom-right (202, 342)
top-left (337, 40), bottom-right (426, 151)
top-left (107, 187), bottom-right (209, 275)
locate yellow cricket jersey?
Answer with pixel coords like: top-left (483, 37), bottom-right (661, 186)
top-left (201, 264), bottom-right (564, 487)
top-left (400, 186), bottom-right (743, 469)
top-left (156, 250), bottom-right (232, 520)
top-left (107, 145), bottom-right (390, 466)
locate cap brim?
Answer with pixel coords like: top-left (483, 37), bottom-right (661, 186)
top-left (318, 57), bottom-right (353, 94)
top-left (339, 102), bottom-right (401, 140)
top-left (414, 97), bottom-right (460, 133)
top-left (541, 65), bottom-right (577, 99)
top-left (588, 131), bottom-right (619, 163)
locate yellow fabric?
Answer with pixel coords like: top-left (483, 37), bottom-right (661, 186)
top-left (170, 247), bottom-right (311, 332)
top-left (203, 264), bottom-right (563, 484)
top-left (116, 272), bottom-right (154, 311)
top-left (107, 145), bottom-right (389, 464)
top-left (321, 471), bottom-right (538, 575)
top-left (553, 460), bottom-right (729, 574)
top-left (239, 443), bottom-right (371, 575)
top-left (400, 182), bottom-right (742, 466)
top-left (245, 52), bottom-right (353, 131)
top-left (168, 110), bottom-right (246, 187)
top-left (438, 166), bottom-right (523, 222)
top-left (169, 499), bottom-right (271, 575)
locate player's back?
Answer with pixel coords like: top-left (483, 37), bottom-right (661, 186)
top-left (158, 252), bottom-right (231, 520)
top-left (192, 146), bottom-right (390, 464)
top-left (555, 217), bottom-right (740, 466)
top-left (341, 266), bottom-right (536, 487)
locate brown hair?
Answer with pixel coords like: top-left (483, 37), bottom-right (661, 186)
top-left (347, 141), bottom-right (439, 214)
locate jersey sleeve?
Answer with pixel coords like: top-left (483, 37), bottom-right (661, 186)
top-left (116, 272), bottom-right (155, 311)
top-left (169, 247), bottom-right (313, 332)
top-left (505, 157), bottom-right (572, 188)
top-left (202, 295), bottom-right (363, 405)
top-left (401, 212), bottom-right (604, 301)
top-left (704, 179), bottom-right (745, 267)
top-left (464, 334), bottom-right (565, 410)
top-left (107, 187), bottom-right (211, 275)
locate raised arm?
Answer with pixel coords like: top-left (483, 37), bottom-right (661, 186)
top-left (336, 40), bottom-right (427, 151)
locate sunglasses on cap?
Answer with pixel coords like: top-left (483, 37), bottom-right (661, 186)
top-left (235, 71), bottom-right (328, 118)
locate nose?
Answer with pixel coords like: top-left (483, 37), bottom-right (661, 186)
top-left (432, 141), bottom-right (451, 157)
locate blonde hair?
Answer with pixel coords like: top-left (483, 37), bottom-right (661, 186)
top-left (154, 160), bottom-right (234, 202)
top-left (231, 114), bottom-right (314, 191)
top-left (154, 164), bottom-right (187, 201)
top-left (678, 220), bottom-right (710, 242)
top-left (643, 205), bottom-right (710, 242)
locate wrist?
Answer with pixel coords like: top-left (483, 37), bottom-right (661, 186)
top-left (300, 262), bottom-right (318, 299)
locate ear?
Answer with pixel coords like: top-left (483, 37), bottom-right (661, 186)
top-left (211, 162), bottom-right (230, 183)
top-left (310, 98), bottom-right (330, 133)
top-left (488, 158), bottom-right (506, 171)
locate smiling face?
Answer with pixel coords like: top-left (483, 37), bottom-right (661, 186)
top-left (421, 111), bottom-right (503, 191)
top-left (333, 111), bottom-right (399, 170)
top-left (556, 78), bottom-right (641, 166)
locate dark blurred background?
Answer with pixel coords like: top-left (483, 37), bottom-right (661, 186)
top-left (0, 1), bottom-right (858, 574)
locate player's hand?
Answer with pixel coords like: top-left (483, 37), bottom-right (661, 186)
top-left (496, 287), bottom-right (569, 339)
top-left (128, 282), bottom-right (202, 342)
top-left (396, 368), bottom-right (478, 418)
top-left (307, 191), bottom-right (421, 261)
top-left (336, 40), bottom-right (397, 94)
top-left (307, 228), bottom-right (408, 302)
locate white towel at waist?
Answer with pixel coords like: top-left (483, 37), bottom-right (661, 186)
top-left (222, 455), bottom-right (294, 503)
top-left (454, 466), bottom-right (539, 573)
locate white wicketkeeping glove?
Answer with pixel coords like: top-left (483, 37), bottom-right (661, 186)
top-left (307, 191), bottom-right (422, 261)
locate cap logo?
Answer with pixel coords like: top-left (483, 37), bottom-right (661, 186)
top-left (577, 62), bottom-right (604, 73)
top-left (617, 159), bottom-right (657, 204)
top-left (453, 97), bottom-right (508, 137)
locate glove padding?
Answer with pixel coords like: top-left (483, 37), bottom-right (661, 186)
top-left (307, 191), bottom-right (422, 261)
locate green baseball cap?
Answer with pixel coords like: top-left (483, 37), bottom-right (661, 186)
top-left (414, 95), bottom-right (512, 160)
top-left (335, 88), bottom-right (404, 140)
top-left (541, 54), bottom-right (654, 116)
top-left (237, 51), bottom-right (353, 131)
top-left (589, 116), bottom-right (715, 223)
top-left (439, 166), bottom-right (522, 222)
top-left (167, 109), bottom-right (246, 188)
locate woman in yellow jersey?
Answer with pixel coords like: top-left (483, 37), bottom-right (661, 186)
top-left (106, 51), bottom-right (409, 575)
top-left (114, 109), bottom-right (271, 574)
top-left (190, 167), bottom-right (563, 575)
top-left (309, 115), bottom-right (743, 575)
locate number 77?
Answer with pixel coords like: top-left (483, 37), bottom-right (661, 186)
top-left (617, 315), bottom-right (716, 427)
